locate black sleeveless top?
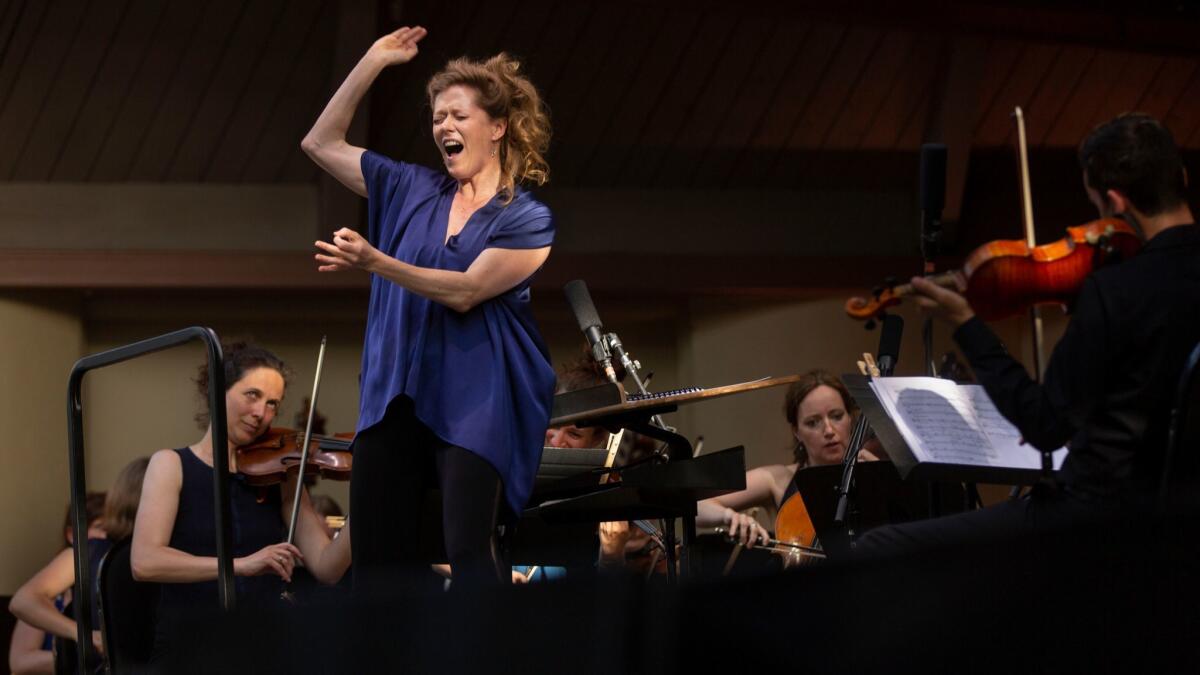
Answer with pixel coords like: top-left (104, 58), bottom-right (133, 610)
top-left (779, 465), bottom-right (804, 506)
top-left (158, 447), bottom-right (285, 612)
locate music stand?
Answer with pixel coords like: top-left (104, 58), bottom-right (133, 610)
top-left (842, 374), bottom-right (1052, 486)
top-left (793, 462), bottom-right (929, 558)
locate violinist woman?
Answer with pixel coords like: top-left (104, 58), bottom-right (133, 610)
top-left (131, 344), bottom-right (349, 659)
top-left (302, 26), bottom-right (556, 590)
top-left (696, 370), bottom-right (878, 548)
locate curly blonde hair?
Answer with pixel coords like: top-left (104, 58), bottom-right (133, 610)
top-left (427, 53), bottom-right (551, 203)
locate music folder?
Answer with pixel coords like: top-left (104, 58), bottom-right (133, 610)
top-left (843, 374), bottom-right (1066, 486)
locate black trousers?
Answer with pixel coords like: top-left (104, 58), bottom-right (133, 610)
top-left (350, 397), bottom-right (506, 594)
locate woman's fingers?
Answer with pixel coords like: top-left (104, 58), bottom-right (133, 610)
top-left (315, 254), bottom-right (347, 268)
top-left (398, 26), bottom-right (427, 46)
top-left (283, 543), bottom-right (303, 561)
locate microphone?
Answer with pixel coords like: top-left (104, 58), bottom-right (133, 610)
top-left (876, 314), bottom-right (904, 376)
top-left (920, 143), bottom-right (946, 216)
top-left (563, 280), bottom-right (617, 383)
top-left (919, 143), bottom-right (947, 263)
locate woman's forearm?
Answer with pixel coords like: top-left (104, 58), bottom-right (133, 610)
top-left (368, 256), bottom-right (481, 313)
top-left (130, 544), bottom-right (225, 584)
top-left (9, 591), bottom-right (75, 642)
top-left (696, 499), bottom-right (736, 529)
top-left (301, 54), bottom-right (385, 154)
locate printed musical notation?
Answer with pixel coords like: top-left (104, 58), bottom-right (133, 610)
top-left (869, 377), bottom-right (1067, 470)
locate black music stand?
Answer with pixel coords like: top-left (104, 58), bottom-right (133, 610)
top-left (524, 446), bottom-right (747, 582)
top-left (793, 462), bottom-right (929, 558)
top-left (842, 374), bottom-right (1053, 486)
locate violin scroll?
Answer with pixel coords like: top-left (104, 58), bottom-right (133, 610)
top-left (845, 289), bottom-right (901, 322)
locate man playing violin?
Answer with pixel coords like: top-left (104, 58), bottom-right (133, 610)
top-left (860, 113), bottom-right (1200, 551)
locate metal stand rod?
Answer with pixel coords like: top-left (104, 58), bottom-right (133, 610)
top-left (67, 327), bottom-right (230, 675)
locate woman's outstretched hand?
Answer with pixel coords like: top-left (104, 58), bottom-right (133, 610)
top-left (315, 227), bottom-right (381, 272)
top-left (367, 26), bottom-right (427, 67)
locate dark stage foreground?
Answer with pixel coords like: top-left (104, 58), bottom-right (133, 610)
top-left (158, 514), bottom-right (1200, 674)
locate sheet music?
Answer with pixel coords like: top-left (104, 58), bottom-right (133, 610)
top-left (869, 377), bottom-right (1067, 470)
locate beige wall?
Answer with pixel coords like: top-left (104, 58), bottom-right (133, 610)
top-left (0, 184), bottom-right (318, 251)
top-left (0, 293), bottom-right (84, 594)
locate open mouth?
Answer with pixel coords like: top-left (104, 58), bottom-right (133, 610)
top-left (443, 140), bottom-right (464, 157)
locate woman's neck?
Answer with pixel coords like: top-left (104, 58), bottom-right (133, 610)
top-left (457, 161), bottom-right (502, 202)
top-left (193, 425), bottom-right (236, 469)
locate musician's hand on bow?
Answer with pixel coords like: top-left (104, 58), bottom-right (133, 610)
top-left (910, 274), bottom-right (976, 328)
top-left (315, 227), bottom-right (381, 273)
top-left (598, 520), bottom-right (633, 562)
top-left (726, 509), bottom-right (769, 549)
top-left (236, 542), bottom-right (303, 582)
top-left (366, 26), bottom-right (427, 67)
top-left (511, 570), bottom-right (531, 584)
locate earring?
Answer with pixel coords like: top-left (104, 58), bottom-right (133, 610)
top-left (490, 146), bottom-right (497, 158)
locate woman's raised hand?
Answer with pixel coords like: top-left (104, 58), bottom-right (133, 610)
top-left (367, 26), bottom-right (427, 67)
top-left (315, 227), bottom-right (381, 272)
top-left (235, 542), bottom-right (303, 582)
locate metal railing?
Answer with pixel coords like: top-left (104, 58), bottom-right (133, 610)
top-left (66, 327), bottom-right (234, 675)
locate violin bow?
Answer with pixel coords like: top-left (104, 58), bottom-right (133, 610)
top-left (286, 335), bottom-right (328, 547)
top-left (1014, 107), bottom-right (1047, 381)
top-left (1013, 108), bottom-right (1055, 485)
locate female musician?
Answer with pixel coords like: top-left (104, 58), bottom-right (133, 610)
top-left (302, 26), bottom-right (556, 590)
top-left (131, 344), bottom-right (349, 658)
top-left (696, 370), bottom-right (878, 547)
top-left (9, 462), bottom-right (145, 670)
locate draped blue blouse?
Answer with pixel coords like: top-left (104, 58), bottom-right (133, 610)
top-left (357, 150), bottom-right (556, 514)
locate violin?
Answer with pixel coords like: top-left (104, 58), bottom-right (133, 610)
top-left (236, 427), bottom-right (353, 486)
top-left (845, 218), bottom-right (1141, 321)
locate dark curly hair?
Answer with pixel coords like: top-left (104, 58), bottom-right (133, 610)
top-left (1079, 113), bottom-right (1188, 217)
top-left (194, 341), bottom-right (289, 429)
top-left (427, 52), bottom-right (551, 203)
top-left (783, 370), bottom-right (857, 467)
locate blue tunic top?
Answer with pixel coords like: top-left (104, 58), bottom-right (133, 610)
top-left (358, 150), bottom-right (556, 514)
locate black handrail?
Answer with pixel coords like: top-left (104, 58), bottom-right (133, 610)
top-left (66, 327), bottom-right (233, 675)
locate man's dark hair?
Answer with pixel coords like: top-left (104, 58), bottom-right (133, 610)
top-left (1078, 113), bottom-right (1187, 217)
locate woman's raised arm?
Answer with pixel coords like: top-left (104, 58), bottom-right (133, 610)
top-left (301, 26), bottom-right (427, 197)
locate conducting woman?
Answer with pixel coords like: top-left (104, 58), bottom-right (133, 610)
top-left (302, 26), bottom-right (556, 590)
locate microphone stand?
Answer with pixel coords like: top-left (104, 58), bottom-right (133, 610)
top-left (602, 329), bottom-right (700, 582)
top-left (604, 331), bottom-right (669, 432)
